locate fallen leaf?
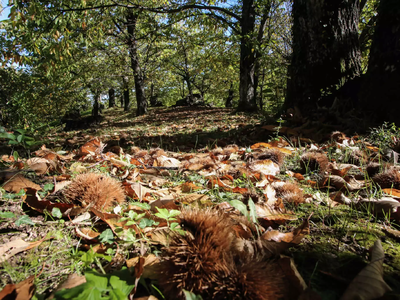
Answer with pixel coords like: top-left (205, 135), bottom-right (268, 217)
top-left (3, 175), bottom-right (41, 193)
top-left (248, 160), bottom-right (280, 176)
top-left (0, 238), bottom-right (47, 263)
top-left (0, 275), bottom-right (35, 300)
top-left (48, 274), bottom-right (86, 299)
top-left (23, 188), bottom-right (83, 216)
top-left (340, 240), bottom-right (391, 300)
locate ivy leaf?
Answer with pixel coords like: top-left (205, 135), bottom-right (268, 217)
top-left (51, 207), bottom-right (62, 219)
top-left (15, 215), bottom-right (35, 226)
top-left (99, 229), bottom-right (114, 244)
top-left (0, 211), bottom-right (15, 219)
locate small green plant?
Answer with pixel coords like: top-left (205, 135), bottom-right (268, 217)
top-left (52, 267), bottom-right (135, 300)
top-left (368, 122), bottom-right (400, 150)
top-left (0, 127), bottom-right (38, 158)
top-left (155, 207), bottom-right (183, 233)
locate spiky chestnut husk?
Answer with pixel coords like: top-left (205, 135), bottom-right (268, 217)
top-left (300, 151), bottom-right (329, 173)
top-left (372, 168), bottom-right (400, 189)
top-left (274, 182), bottom-right (304, 205)
top-left (63, 172), bottom-right (125, 212)
top-left (159, 209), bottom-right (286, 300)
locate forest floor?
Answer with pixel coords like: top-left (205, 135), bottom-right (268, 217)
top-left (0, 106), bottom-right (400, 300)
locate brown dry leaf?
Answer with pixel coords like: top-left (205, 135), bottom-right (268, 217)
top-left (77, 137), bottom-right (104, 157)
top-left (382, 188), bottom-right (400, 198)
top-left (180, 182), bottom-right (202, 193)
top-left (329, 191), bottom-right (353, 205)
top-left (321, 175), bottom-right (363, 192)
top-left (129, 182), bottom-right (155, 201)
top-left (48, 274), bottom-right (86, 300)
top-left (357, 198), bottom-right (400, 220)
top-left (250, 142), bottom-right (273, 149)
top-left (0, 275), bottom-right (35, 300)
top-left (0, 238), bottom-right (47, 263)
top-left (177, 193), bottom-right (212, 205)
top-left (261, 218), bottom-right (309, 245)
top-left (126, 254), bottom-right (161, 280)
top-left (23, 188), bottom-right (83, 216)
top-left (248, 159), bottom-right (280, 176)
top-left (90, 208), bottom-right (141, 234)
top-left (75, 227), bottom-right (100, 240)
top-left (340, 240), bottom-right (391, 300)
top-left (277, 256), bottom-right (307, 295)
top-left (3, 174), bottom-right (41, 193)
top-left (26, 157), bottom-right (52, 175)
top-left (156, 155), bottom-right (181, 168)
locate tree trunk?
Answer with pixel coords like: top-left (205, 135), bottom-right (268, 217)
top-left (185, 76), bottom-right (194, 105)
top-left (92, 92), bottom-right (100, 118)
top-left (286, 0), bottom-right (361, 116)
top-left (226, 83), bottom-right (234, 108)
top-left (237, 0), bottom-right (258, 112)
top-left (123, 76), bottom-right (130, 111)
top-left (108, 88), bottom-right (115, 108)
top-left (360, 0), bottom-right (400, 123)
top-left (126, 10), bottom-right (147, 116)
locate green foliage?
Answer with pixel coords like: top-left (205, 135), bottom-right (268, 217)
top-left (183, 290), bottom-right (203, 300)
top-left (0, 211), bottom-right (16, 220)
top-left (99, 229), bottom-right (114, 244)
top-left (53, 268), bottom-right (135, 300)
top-left (51, 207), bottom-right (62, 219)
top-left (15, 215), bottom-right (35, 226)
top-left (368, 122), bottom-right (400, 150)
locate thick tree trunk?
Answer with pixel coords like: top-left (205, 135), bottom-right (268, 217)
top-left (126, 10), bottom-right (147, 116)
top-left (237, 0), bottom-right (258, 112)
top-left (360, 0), bottom-right (400, 123)
top-left (108, 88), bottom-right (115, 108)
top-left (123, 76), bottom-right (130, 111)
top-left (286, 0), bottom-right (361, 116)
top-left (185, 77), bottom-right (194, 105)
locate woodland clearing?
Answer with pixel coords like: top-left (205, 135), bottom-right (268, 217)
top-left (0, 106), bottom-right (399, 300)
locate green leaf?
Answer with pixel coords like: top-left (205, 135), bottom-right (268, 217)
top-left (17, 134), bottom-right (23, 143)
top-left (229, 200), bottom-right (249, 218)
top-left (248, 198), bottom-right (258, 223)
top-left (44, 183), bottom-right (54, 192)
top-left (155, 207), bottom-right (181, 220)
top-left (130, 202), bottom-right (151, 210)
top-left (51, 207), bottom-right (62, 219)
top-left (139, 218), bottom-right (155, 229)
top-left (183, 289), bottom-right (203, 300)
top-left (99, 229), bottom-right (114, 244)
top-left (0, 132), bottom-right (16, 140)
top-left (0, 211), bottom-right (16, 219)
top-left (15, 215), bottom-right (35, 226)
top-left (54, 268), bottom-right (135, 300)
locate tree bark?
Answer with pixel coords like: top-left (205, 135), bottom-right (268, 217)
top-left (92, 92), bottom-right (100, 118)
top-left (237, 0), bottom-right (258, 112)
top-left (126, 10), bottom-right (147, 116)
top-left (360, 0), bottom-right (400, 123)
top-left (123, 76), bottom-right (130, 111)
top-left (286, 0), bottom-right (361, 116)
top-left (226, 82), bottom-right (234, 108)
top-left (108, 88), bottom-right (115, 108)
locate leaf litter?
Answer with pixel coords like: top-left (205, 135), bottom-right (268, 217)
top-left (0, 107), bottom-right (399, 299)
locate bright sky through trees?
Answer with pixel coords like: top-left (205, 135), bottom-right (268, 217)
top-left (0, 0), bottom-right (10, 21)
